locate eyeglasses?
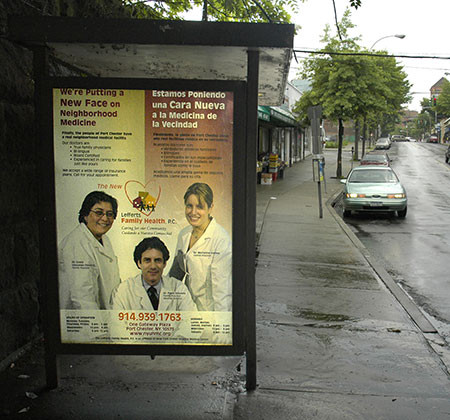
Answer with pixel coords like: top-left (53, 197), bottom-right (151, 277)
top-left (90, 210), bottom-right (115, 219)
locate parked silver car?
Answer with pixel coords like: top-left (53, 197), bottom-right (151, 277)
top-left (341, 166), bottom-right (407, 218)
top-left (374, 137), bottom-right (391, 150)
top-left (391, 134), bottom-right (407, 142)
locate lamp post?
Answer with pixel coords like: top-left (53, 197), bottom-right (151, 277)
top-left (370, 34), bottom-right (406, 50)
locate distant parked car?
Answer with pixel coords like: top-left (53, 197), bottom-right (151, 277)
top-left (445, 145), bottom-right (450, 163)
top-left (360, 153), bottom-right (390, 166)
top-left (391, 134), bottom-right (406, 142)
top-left (427, 135), bottom-right (439, 143)
top-left (341, 166), bottom-right (407, 218)
top-left (374, 137), bottom-right (391, 150)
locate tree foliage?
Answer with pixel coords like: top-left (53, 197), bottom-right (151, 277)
top-left (122, 0), bottom-right (296, 21)
top-left (194, 0), bottom-right (296, 23)
top-left (348, 0), bottom-right (362, 8)
top-left (295, 12), bottom-right (360, 119)
top-left (121, 0), bottom-right (364, 22)
top-left (122, 0), bottom-right (193, 19)
top-left (436, 79), bottom-right (450, 117)
top-left (293, 9), bottom-right (410, 177)
top-left (412, 98), bottom-right (434, 138)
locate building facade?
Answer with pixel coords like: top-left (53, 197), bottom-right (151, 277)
top-left (256, 81), bottom-right (307, 183)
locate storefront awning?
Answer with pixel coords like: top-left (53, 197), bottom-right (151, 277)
top-left (258, 105), bottom-right (298, 126)
top-left (270, 106), bottom-right (298, 126)
top-left (258, 106), bottom-right (271, 122)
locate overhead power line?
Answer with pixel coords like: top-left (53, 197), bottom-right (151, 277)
top-left (293, 49), bottom-right (450, 60)
top-left (404, 65), bottom-right (450, 71)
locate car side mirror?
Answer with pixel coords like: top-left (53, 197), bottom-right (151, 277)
top-left (340, 179), bottom-right (347, 184)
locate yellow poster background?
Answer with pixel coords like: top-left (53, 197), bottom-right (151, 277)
top-left (53, 88), bottom-right (233, 345)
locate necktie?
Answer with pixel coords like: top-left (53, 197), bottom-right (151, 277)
top-left (148, 286), bottom-right (159, 310)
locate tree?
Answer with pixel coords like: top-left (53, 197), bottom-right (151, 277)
top-left (122, 0), bottom-right (296, 21)
top-left (122, 0), bottom-right (192, 18)
top-left (196, 0), bottom-right (295, 22)
top-left (294, 12), bottom-right (369, 176)
top-left (122, 0), bottom-right (364, 22)
top-left (436, 79), bottom-right (450, 117)
top-left (293, 9), bottom-right (410, 177)
top-left (413, 98), bottom-right (434, 138)
top-left (414, 114), bottom-right (432, 139)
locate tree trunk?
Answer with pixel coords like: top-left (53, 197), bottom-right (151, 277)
top-left (354, 119), bottom-right (360, 161)
top-left (336, 117), bottom-right (344, 178)
top-left (362, 116), bottom-right (367, 156)
top-left (202, 0), bottom-right (208, 21)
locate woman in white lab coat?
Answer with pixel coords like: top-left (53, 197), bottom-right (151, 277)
top-left (59, 191), bottom-right (121, 310)
top-left (169, 183), bottom-right (232, 312)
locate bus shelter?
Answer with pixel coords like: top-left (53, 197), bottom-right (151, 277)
top-left (7, 16), bottom-right (294, 390)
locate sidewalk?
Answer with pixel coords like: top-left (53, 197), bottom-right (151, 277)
top-left (1, 149), bottom-right (450, 419)
top-left (240, 149), bottom-right (450, 418)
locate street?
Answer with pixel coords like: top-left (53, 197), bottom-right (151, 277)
top-left (2, 146), bottom-right (450, 419)
top-left (341, 141), bottom-right (450, 346)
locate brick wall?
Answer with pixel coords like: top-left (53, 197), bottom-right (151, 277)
top-left (0, 0), bottom-right (131, 363)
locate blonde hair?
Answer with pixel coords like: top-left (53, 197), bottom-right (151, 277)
top-left (183, 183), bottom-right (213, 208)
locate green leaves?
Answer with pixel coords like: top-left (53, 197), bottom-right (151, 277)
top-left (294, 7), bottom-right (409, 176)
top-left (436, 79), bottom-right (450, 116)
top-left (122, 0), bottom-right (193, 19)
top-left (122, 0), bottom-right (297, 22)
top-left (349, 0), bottom-right (362, 9)
top-left (295, 10), bottom-right (410, 126)
top-left (121, 1), bottom-right (364, 23)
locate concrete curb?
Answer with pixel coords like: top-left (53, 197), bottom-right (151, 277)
top-left (325, 189), bottom-right (437, 334)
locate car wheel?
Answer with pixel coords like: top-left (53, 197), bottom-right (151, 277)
top-left (343, 209), bottom-right (351, 217)
top-left (397, 207), bottom-right (407, 218)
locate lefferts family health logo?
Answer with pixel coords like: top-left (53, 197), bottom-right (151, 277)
top-left (124, 180), bottom-right (161, 216)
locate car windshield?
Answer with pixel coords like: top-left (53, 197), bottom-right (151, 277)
top-left (361, 155), bottom-right (387, 162)
top-left (348, 169), bottom-right (398, 183)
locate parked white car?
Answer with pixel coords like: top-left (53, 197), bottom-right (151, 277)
top-left (374, 137), bottom-right (391, 150)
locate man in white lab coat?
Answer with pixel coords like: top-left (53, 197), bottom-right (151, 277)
top-left (111, 237), bottom-right (196, 311)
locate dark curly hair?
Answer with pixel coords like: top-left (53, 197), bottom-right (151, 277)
top-left (133, 237), bottom-right (170, 268)
top-left (78, 191), bottom-right (118, 224)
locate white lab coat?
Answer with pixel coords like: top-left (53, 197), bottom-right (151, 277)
top-left (169, 218), bottom-right (232, 312)
top-left (58, 223), bottom-right (121, 310)
top-left (110, 274), bottom-right (197, 311)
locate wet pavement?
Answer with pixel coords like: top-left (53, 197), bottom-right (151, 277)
top-left (1, 148), bottom-right (450, 419)
top-left (247, 149), bottom-right (450, 418)
top-left (342, 142), bottom-right (450, 334)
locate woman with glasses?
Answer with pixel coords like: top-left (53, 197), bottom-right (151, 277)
top-left (59, 191), bottom-right (121, 310)
top-left (169, 183), bottom-right (232, 312)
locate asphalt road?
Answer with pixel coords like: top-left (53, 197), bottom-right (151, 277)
top-left (340, 141), bottom-right (450, 345)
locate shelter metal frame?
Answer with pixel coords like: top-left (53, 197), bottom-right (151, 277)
top-left (8, 16), bottom-right (295, 391)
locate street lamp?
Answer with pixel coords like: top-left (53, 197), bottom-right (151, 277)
top-left (370, 34), bottom-right (406, 50)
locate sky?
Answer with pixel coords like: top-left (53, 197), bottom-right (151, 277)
top-left (183, 0), bottom-right (450, 111)
top-left (290, 0), bottom-right (450, 111)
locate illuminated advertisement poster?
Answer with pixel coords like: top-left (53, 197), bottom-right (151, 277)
top-left (53, 87), bottom-right (233, 345)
